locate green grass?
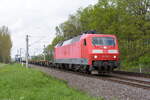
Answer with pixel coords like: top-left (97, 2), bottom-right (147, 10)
top-left (0, 63), bottom-right (7, 67)
top-left (0, 64), bottom-right (103, 100)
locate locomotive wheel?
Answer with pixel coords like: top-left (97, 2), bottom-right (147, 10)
top-left (86, 70), bottom-right (91, 74)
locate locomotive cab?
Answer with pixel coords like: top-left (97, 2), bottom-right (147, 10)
top-left (81, 34), bottom-right (120, 73)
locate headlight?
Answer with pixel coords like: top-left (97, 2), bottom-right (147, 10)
top-left (94, 55), bottom-right (98, 59)
top-left (108, 50), bottom-right (118, 53)
top-left (92, 50), bottom-right (103, 53)
top-left (113, 56), bottom-right (117, 58)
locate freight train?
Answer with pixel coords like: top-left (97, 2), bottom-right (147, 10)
top-left (30, 31), bottom-right (120, 74)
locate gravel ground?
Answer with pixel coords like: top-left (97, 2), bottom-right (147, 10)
top-left (31, 65), bottom-right (150, 100)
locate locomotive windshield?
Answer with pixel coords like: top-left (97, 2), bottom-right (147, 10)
top-left (92, 37), bottom-right (115, 46)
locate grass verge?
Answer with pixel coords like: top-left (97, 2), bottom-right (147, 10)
top-left (0, 64), bottom-right (103, 100)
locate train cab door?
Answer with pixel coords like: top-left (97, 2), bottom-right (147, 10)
top-left (81, 39), bottom-right (88, 58)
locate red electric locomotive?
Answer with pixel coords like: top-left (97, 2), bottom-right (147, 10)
top-left (54, 31), bottom-right (120, 73)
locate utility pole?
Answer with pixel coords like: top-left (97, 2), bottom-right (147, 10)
top-left (26, 35), bottom-right (29, 68)
top-left (43, 45), bottom-right (46, 61)
top-left (20, 48), bottom-right (22, 62)
top-left (16, 49), bottom-right (19, 62)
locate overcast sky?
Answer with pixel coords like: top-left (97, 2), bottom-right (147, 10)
top-left (0, 0), bottom-right (97, 58)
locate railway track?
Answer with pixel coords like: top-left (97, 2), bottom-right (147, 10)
top-left (107, 74), bottom-right (150, 90)
top-left (113, 70), bottom-right (150, 78)
top-left (31, 64), bottom-right (150, 90)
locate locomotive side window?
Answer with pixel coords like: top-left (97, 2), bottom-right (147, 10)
top-left (92, 37), bottom-right (115, 46)
top-left (84, 39), bottom-right (87, 46)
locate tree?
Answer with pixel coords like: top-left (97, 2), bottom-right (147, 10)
top-left (0, 26), bottom-right (12, 63)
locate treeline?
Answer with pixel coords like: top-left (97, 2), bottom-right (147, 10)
top-left (0, 26), bottom-right (12, 63)
top-left (44, 0), bottom-right (150, 71)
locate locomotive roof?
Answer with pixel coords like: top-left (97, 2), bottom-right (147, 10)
top-left (81, 33), bottom-right (116, 38)
top-left (55, 33), bottom-right (116, 47)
